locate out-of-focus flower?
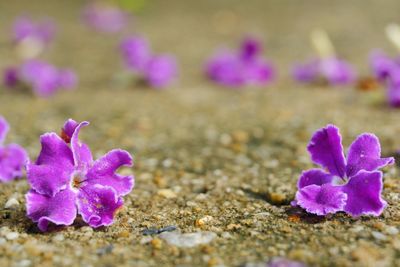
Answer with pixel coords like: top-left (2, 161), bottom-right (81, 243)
top-left (205, 37), bottom-right (275, 87)
top-left (0, 116), bottom-right (28, 183)
top-left (12, 16), bottom-right (56, 59)
top-left (82, 3), bottom-right (130, 33)
top-left (120, 36), bottom-right (178, 88)
top-left (26, 119), bottom-right (134, 231)
top-left (267, 257), bottom-right (307, 267)
top-left (292, 57), bottom-right (355, 85)
top-left (294, 125), bottom-right (394, 217)
top-left (3, 60), bottom-right (77, 97)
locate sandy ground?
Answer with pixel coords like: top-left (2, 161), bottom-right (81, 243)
top-left (1, 0), bottom-right (400, 266)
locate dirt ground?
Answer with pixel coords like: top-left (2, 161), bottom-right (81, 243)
top-left (1, 0), bottom-right (400, 266)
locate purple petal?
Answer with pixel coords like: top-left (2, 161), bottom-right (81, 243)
top-left (240, 38), bottom-right (262, 61)
top-left (205, 51), bottom-right (245, 87)
top-left (342, 171), bottom-right (386, 216)
top-left (243, 59), bottom-right (275, 85)
top-left (320, 57), bottom-right (356, 85)
top-left (27, 133), bottom-right (74, 196)
top-left (297, 168), bottom-right (334, 189)
top-left (26, 189), bottom-right (77, 232)
top-left (296, 184), bottom-right (347, 216)
top-left (307, 124), bottom-right (346, 178)
top-left (77, 184), bottom-right (123, 228)
top-left (58, 69), bottom-right (78, 90)
top-left (346, 133), bottom-right (394, 177)
top-left (13, 16), bottom-right (55, 45)
top-left (387, 80), bottom-right (400, 108)
top-left (0, 117), bottom-right (9, 144)
top-left (61, 118), bottom-right (79, 143)
top-left (144, 55), bottom-right (177, 88)
top-left (268, 257), bottom-right (306, 267)
top-left (70, 121), bottom-right (92, 172)
top-left (120, 36), bottom-right (151, 72)
top-left (86, 149), bottom-right (134, 196)
top-left (369, 50), bottom-right (397, 81)
top-left (3, 67), bottom-right (19, 88)
top-left (291, 59), bottom-right (320, 83)
top-left (0, 144), bottom-right (28, 182)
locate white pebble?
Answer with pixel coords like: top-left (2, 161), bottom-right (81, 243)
top-left (6, 232), bottom-right (19, 240)
top-left (386, 226), bottom-right (399, 235)
top-left (160, 231), bottom-right (216, 248)
top-left (371, 231), bottom-right (387, 241)
top-left (4, 198), bottom-right (19, 209)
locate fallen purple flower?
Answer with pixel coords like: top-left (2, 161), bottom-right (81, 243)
top-left (26, 119), bottom-right (134, 231)
top-left (120, 36), bottom-right (177, 88)
top-left (2, 60), bottom-right (77, 97)
top-left (292, 57), bottom-right (355, 85)
top-left (0, 117), bottom-right (28, 183)
top-left (82, 3), bottom-right (130, 33)
top-left (205, 38), bottom-right (275, 87)
top-left (295, 125), bottom-right (394, 217)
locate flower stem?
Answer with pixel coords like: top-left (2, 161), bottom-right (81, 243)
top-left (310, 28), bottom-right (336, 59)
top-left (385, 23), bottom-right (400, 52)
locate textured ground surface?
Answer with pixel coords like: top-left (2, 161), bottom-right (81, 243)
top-left (1, 0), bottom-right (400, 266)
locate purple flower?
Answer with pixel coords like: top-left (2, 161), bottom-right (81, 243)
top-left (3, 60), bottom-right (77, 97)
top-left (13, 16), bottom-right (56, 45)
top-left (292, 57), bottom-right (355, 85)
top-left (0, 117), bottom-right (28, 183)
top-left (26, 119), bottom-right (134, 231)
top-left (120, 36), bottom-right (177, 88)
top-left (295, 125), bottom-right (394, 217)
top-left (268, 257), bottom-right (307, 267)
top-left (82, 3), bottom-right (130, 33)
top-left (205, 38), bottom-right (275, 87)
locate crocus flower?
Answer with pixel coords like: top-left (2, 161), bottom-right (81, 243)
top-left (205, 38), bottom-right (275, 87)
top-left (26, 119), bottom-right (134, 231)
top-left (292, 57), bottom-right (355, 86)
top-left (12, 16), bottom-right (56, 59)
top-left (82, 3), bottom-right (130, 33)
top-left (120, 36), bottom-right (177, 88)
top-left (295, 125), bottom-right (393, 217)
top-left (0, 117), bottom-right (28, 183)
top-left (3, 60), bottom-right (77, 97)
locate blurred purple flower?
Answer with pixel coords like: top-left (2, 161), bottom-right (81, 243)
top-left (0, 116), bottom-right (28, 183)
top-left (205, 38), bottom-right (275, 87)
top-left (13, 16), bottom-right (56, 45)
top-left (295, 124), bottom-right (393, 217)
top-left (120, 36), bottom-right (177, 88)
top-left (292, 57), bottom-right (355, 85)
top-left (3, 60), bottom-right (77, 97)
top-left (268, 257), bottom-right (307, 267)
top-left (26, 119), bottom-right (134, 231)
top-left (82, 3), bottom-right (130, 33)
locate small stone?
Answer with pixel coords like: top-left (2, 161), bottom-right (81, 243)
top-left (4, 198), bottom-right (19, 209)
top-left (160, 231), bottom-right (217, 248)
top-left (6, 232), bottom-right (19, 240)
top-left (118, 230), bottom-right (130, 238)
top-left (140, 236), bottom-right (153, 244)
top-left (52, 234), bottom-right (64, 242)
top-left (385, 226), bottom-right (399, 235)
top-left (151, 238), bottom-right (163, 249)
top-left (269, 192), bottom-right (286, 204)
top-left (232, 130), bottom-right (249, 143)
top-left (226, 224), bottom-right (241, 231)
top-left (16, 259), bottom-right (31, 267)
top-left (157, 189), bottom-right (177, 199)
top-left (371, 231), bottom-right (387, 241)
top-left (196, 216), bottom-right (214, 227)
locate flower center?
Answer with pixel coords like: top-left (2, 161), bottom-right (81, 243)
top-left (332, 176), bottom-right (348, 186)
top-left (71, 172), bottom-right (86, 190)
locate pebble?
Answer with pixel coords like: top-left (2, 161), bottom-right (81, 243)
top-left (196, 215), bottom-right (214, 227)
top-left (52, 234), bottom-right (65, 242)
top-left (385, 226), bottom-right (399, 235)
top-left (4, 198), bottom-right (19, 209)
top-left (371, 231), bottom-right (387, 241)
top-left (159, 231), bottom-right (217, 248)
top-left (157, 189), bottom-right (177, 199)
top-left (6, 232), bottom-right (19, 240)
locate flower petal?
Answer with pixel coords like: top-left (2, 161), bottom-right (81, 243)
top-left (291, 59), bottom-right (320, 83)
top-left (61, 118), bottom-right (79, 143)
top-left (307, 124), bottom-right (347, 178)
top-left (26, 188), bottom-right (77, 232)
top-left (0, 144), bottom-right (28, 182)
top-left (297, 168), bottom-right (335, 189)
top-left (320, 58), bottom-right (356, 85)
top-left (342, 171), bottom-right (386, 217)
top-left (296, 184), bottom-right (347, 216)
top-left (85, 149), bottom-right (134, 196)
top-left (0, 117), bottom-right (9, 145)
top-left (27, 133), bottom-right (74, 196)
top-left (346, 133), bottom-right (394, 177)
top-left (70, 121), bottom-right (93, 172)
top-left (77, 184), bottom-right (123, 228)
